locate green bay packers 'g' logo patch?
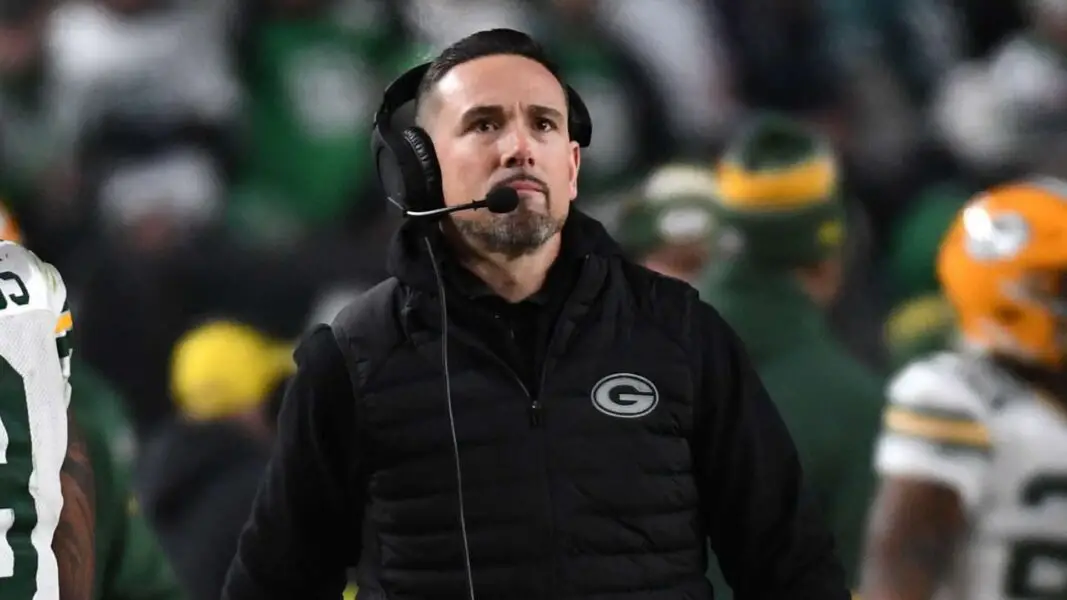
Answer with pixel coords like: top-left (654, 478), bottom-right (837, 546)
top-left (591, 373), bottom-right (659, 418)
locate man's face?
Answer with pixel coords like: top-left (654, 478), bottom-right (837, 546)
top-left (423, 54), bottom-right (580, 257)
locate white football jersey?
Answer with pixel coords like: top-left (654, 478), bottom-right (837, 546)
top-left (876, 350), bottom-right (1067, 600)
top-left (0, 240), bottom-right (73, 599)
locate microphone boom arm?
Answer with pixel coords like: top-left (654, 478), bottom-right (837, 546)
top-left (401, 187), bottom-right (521, 219)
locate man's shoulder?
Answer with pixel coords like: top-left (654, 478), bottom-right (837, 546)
top-left (613, 259), bottom-right (702, 313)
top-left (331, 278), bottom-right (404, 332)
top-left (610, 258), bottom-right (708, 338)
top-left (327, 277), bottom-right (408, 372)
top-left (886, 350), bottom-right (1007, 418)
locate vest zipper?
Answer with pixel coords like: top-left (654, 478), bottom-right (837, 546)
top-left (529, 354), bottom-right (554, 427)
top-left (529, 399), bottom-right (544, 426)
top-left (449, 328), bottom-right (546, 427)
top-left (441, 324), bottom-right (560, 597)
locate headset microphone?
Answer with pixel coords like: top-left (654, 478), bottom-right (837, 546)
top-left (482, 186), bottom-right (521, 213)
top-left (402, 187), bottom-right (520, 219)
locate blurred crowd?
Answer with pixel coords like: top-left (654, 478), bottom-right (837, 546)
top-left (3, 0), bottom-right (1066, 597)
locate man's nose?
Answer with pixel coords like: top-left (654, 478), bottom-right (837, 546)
top-left (501, 125), bottom-right (535, 169)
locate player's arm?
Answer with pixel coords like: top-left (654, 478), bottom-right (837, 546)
top-left (859, 360), bottom-right (990, 600)
top-left (54, 411), bottom-right (94, 600)
top-left (861, 478), bottom-right (966, 600)
top-left (46, 257), bottom-right (95, 599)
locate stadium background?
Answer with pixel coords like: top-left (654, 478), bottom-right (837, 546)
top-left (0, 0), bottom-right (1061, 597)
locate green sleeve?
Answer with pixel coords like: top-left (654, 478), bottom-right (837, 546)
top-left (103, 494), bottom-right (185, 600)
top-left (95, 415), bottom-right (185, 600)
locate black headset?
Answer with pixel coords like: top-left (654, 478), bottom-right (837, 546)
top-left (370, 61), bottom-right (593, 214)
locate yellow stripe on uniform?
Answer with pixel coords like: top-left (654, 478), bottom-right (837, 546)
top-left (54, 311), bottom-right (73, 335)
top-left (715, 157), bottom-right (836, 210)
top-left (884, 406), bottom-right (991, 448)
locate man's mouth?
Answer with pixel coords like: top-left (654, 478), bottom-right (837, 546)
top-left (506, 181), bottom-right (544, 193)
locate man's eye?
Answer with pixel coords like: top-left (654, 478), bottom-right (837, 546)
top-left (472, 120), bottom-right (498, 133)
top-left (536, 118), bottom-right (557, 132)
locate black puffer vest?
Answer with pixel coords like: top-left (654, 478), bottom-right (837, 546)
top-left (332, 211), bottom-right (713, 599)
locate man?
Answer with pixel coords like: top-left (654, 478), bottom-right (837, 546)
top-left (223, 29), bottom-right (847, 600)
top-left (615, 162), bottom-right (719, 283)
top-left (697, 115), bottom-right (884, 595)
top-left (1, 207), bottom-right (185, 600)
top-left (861, 179), bottom-right (1067, 600)
top-left (0, 240), bottom-right (94, 599)
top-left (137, 320), bottom-right (292, 600)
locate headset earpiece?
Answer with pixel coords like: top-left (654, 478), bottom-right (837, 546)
top-left (400, 127), bottom-right (442, 210)
top-left (372, 63), bottom-right (440, 212)
top-left (565, 84), bottom-right (592, 148)
top-left (371, 124), bottom-right (439, 211)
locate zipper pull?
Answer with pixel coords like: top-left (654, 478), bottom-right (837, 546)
top-left (529, 399), bottom-right (544, 426)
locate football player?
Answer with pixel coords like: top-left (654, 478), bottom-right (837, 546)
top-left (861, 178), bottom-right (1067, 600)
top-left (0, 239), bottom-right (94, 599)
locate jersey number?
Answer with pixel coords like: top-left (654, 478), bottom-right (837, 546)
top-left (1005, 474), bottom-right (1067, 598)
top-left (0, 356), bottom-right (39, 594)
top-left (0, 272), bottom-right (29, 311)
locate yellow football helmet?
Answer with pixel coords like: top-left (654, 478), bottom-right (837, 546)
top-left (938, 178), bottom-right (1067, 367)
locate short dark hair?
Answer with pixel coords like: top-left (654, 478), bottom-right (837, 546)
top-left (415, 28), bottom-right (564, 118)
